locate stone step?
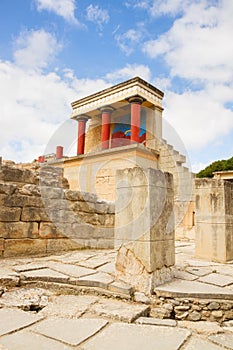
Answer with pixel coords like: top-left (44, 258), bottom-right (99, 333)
top-left (154, 279), bottom-right (233, 300)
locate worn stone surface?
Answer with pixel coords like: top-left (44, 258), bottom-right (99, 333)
top-left (47, 261), bottom-right (96, 278)
top-left (0, 268), bottom-right (20, 287)
top-left (89, 299), bottom-right (150, 322)
top-left (81, 323), bottom-right (191, 350)
top-left (209, 333), bottom-right (233, 349)
top-left (0, 308), bottom-right (43, 336)
top-left (183, 336), bottom-right (224, 350)
top-left (155, 280), bottom-right (233, 299)
top-left (21, 268), bottom-right (70, 283)
top-left (0, 330), bottom-right (72, 350)
top-left (76, 272), bottom-right (114, 288)
top-left (178, 321), bottom-right (223, 335)
top-left (31, 318), bottom-right (108, 346)
top-left (40, 295), bottom-right (97, 318)
top-left (198, 273), bottom-right (233, 287)
top-left (3, 239), bottom-right (47, 257)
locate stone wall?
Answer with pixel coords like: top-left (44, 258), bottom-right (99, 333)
top-left (195, 178), bottom-right (233, 262)
top-left (151, 296), bottom-right (233, 323)
top-left (0, 163), bottom-right (114, 258)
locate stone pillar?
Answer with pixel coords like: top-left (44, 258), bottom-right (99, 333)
top-left (195, 178), bottom-right (233, 262)
top-left (77, 116), bottom-right (89, 155)
top-left (129, 96), bottom-right (144, 143)
top-left (100, 106), bottom-right (114, 149)
top-left (56, 146), bottom-right (63, 159)
top-left (115, 167), bottom-right (175, 295)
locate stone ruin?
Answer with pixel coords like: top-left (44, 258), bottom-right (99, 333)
top-left (0, 159), bottom-right (114, 258)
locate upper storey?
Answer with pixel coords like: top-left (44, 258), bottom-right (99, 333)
top-left (70, 76), bottom-right (164, 119)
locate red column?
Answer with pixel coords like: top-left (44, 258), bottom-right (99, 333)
top-left (101, 107), bottom-right (113, 149)
top-left (129, 96), bottom-right (144, 143)
top-left (77, 117), bottom-right (88, 155)
top-left (56, 146), bottom-right (63, 159)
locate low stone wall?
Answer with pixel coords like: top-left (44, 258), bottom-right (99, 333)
top-left (151, 297), bottom-right (233, 323)
top-left (0, 163), bottom-right (115, 258)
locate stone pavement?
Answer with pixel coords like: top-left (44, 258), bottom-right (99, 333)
top-left (0, 242), bottom-right (233, 349)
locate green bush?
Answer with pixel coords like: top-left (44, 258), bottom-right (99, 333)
top-left (196, 157), bottom-right (233, 178)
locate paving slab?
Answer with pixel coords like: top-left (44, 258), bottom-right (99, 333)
top-left (186, 267), bottom-right (214, 277)
top-left (155, 279), bottom-right (233, 299)
top-left (76, 272), bottom-right (114, 288)
top-left (209, 333), bottom-right (233, 349)
top-left (47, 262), bottom-right (96, 278)
top-left (214, 266), bottom-right (233, 276)
top-left (198, 273), bottom-right (233, 287)
top-left (30, 318), bottom-right (108, 346)
top-left (97, 262), bottom-right (115, 274)
top-left (12, 263), bottom-right (47, 273)
top-left (135, 317), bottom-right (177, 327)
top-left (183, 335), bottom-right (224, 350)
top-left (21, 268), bottom-right (70, 283)
top-left (0, 308), bottom-right (43, 336)
top-left (78, 256), bottom-right (112, 269)
top-left (88, 299), bottom-right (150, 322)
top-left (0, 330), bottom-right (72, 350)
top-left (80, 323), bottom-right (191, 350)
top-left (40, 294), bottom-right (98, 318)
top-left (108, 280), bottom-right (133, 297)
top-left (173, 270), bottom-right (198, 281)
top-left (178, 321), bottom-right (223, 335)
top-left (186, 260), bottom-right (220, 267)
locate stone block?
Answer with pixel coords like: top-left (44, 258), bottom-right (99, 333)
top-left (46, 238), bottom-right (82, 253)
top-left (3, 194), bottom-right (43, 208)
top-left (0, 222), bottom-right (39, 239)
top-left (0, 238), bottom-right (4, 252)
top-left (38, 222), bottom-right (67, 239)
top-left (21, 207), bottom-right (50, 222)
top-left (0, 166), bottom-right (38, 184)
top-left (0, 182), bottom-right (17, 195)
top-left (40, 186), bottom-right (65, 199)
top-left (3, 239), bottom-right (47, 257)
top-left (0, 207), bottom-right (21, 221)
top-left (19, 184), bottom-right (41, 196)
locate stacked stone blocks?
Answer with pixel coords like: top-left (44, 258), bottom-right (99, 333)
top-left (0, 163), bottom-right (115, 257)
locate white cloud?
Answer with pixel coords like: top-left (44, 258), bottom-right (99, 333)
top-left (35, 0), bottom-right (78, 24)
top-left (115, 29), bottom-right (143, 55)
top-left (105, 64), bottom-right (151, 82)
top-left (0, 28), bottom-right (110, 162)
top-left (142, 0), bottom-right (233, 151)
top-left (143, 1), bottom-right (233, 84)
top-left (163, 88), bottom-right (233, 150)
top-left (13, 29), bottom-right (61, 71)
top-left (86, 4), bottom-right (109, 30)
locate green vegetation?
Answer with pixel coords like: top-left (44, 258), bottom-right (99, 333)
top-left (196, 157), bottom-right (233, 178)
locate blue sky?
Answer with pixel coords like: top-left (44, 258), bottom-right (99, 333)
top-left (0, 0), bottom-right (232, 172)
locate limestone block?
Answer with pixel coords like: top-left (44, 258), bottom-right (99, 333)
top-left (0, 182), bottom-right (17, 195)
top-left (19, 184), bottom-right (40, 196)
top-left (3, 194), bottom-right (43, 208)
top-left (3, 238), bottom-right (47, 257)
top-left (65, 190), bottom-right (97, 203)
top-left (40, 186), bottom-right (64, 199)
top-left (0, 166), bottom-right (38, 184)
top-left (39, 222), bottom-right (67, 239)
top-left (70, 201), bottom-right (96, 214)
top-left (0, 207), bottom-right (21, 221)
top-left (21, 207), bottom-right (50, 222)
top-left (0, 222), bottom-right (39, 239)
top-left (46, 238), bottom-right (82, 254)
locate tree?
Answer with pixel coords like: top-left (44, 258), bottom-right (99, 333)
top-left (196, 157), bottom-right (233, 178)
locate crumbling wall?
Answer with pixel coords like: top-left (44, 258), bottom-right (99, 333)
top-left (0, 160), bottom-right (114, 258)
top-left (195, 178), bottom-right (233, 262)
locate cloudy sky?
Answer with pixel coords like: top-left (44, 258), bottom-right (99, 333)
top-left (0, 0), bottom-right (232, 172)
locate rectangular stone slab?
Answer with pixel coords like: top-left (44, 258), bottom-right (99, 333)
top-left (0, 308), bottom-right (43, 336)
top-left (30, 318), bottom-right (108, 346)
top-left (0, 330), bottom-right (72, 350)
top-left (81, 323), bottom-right (190, 350)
